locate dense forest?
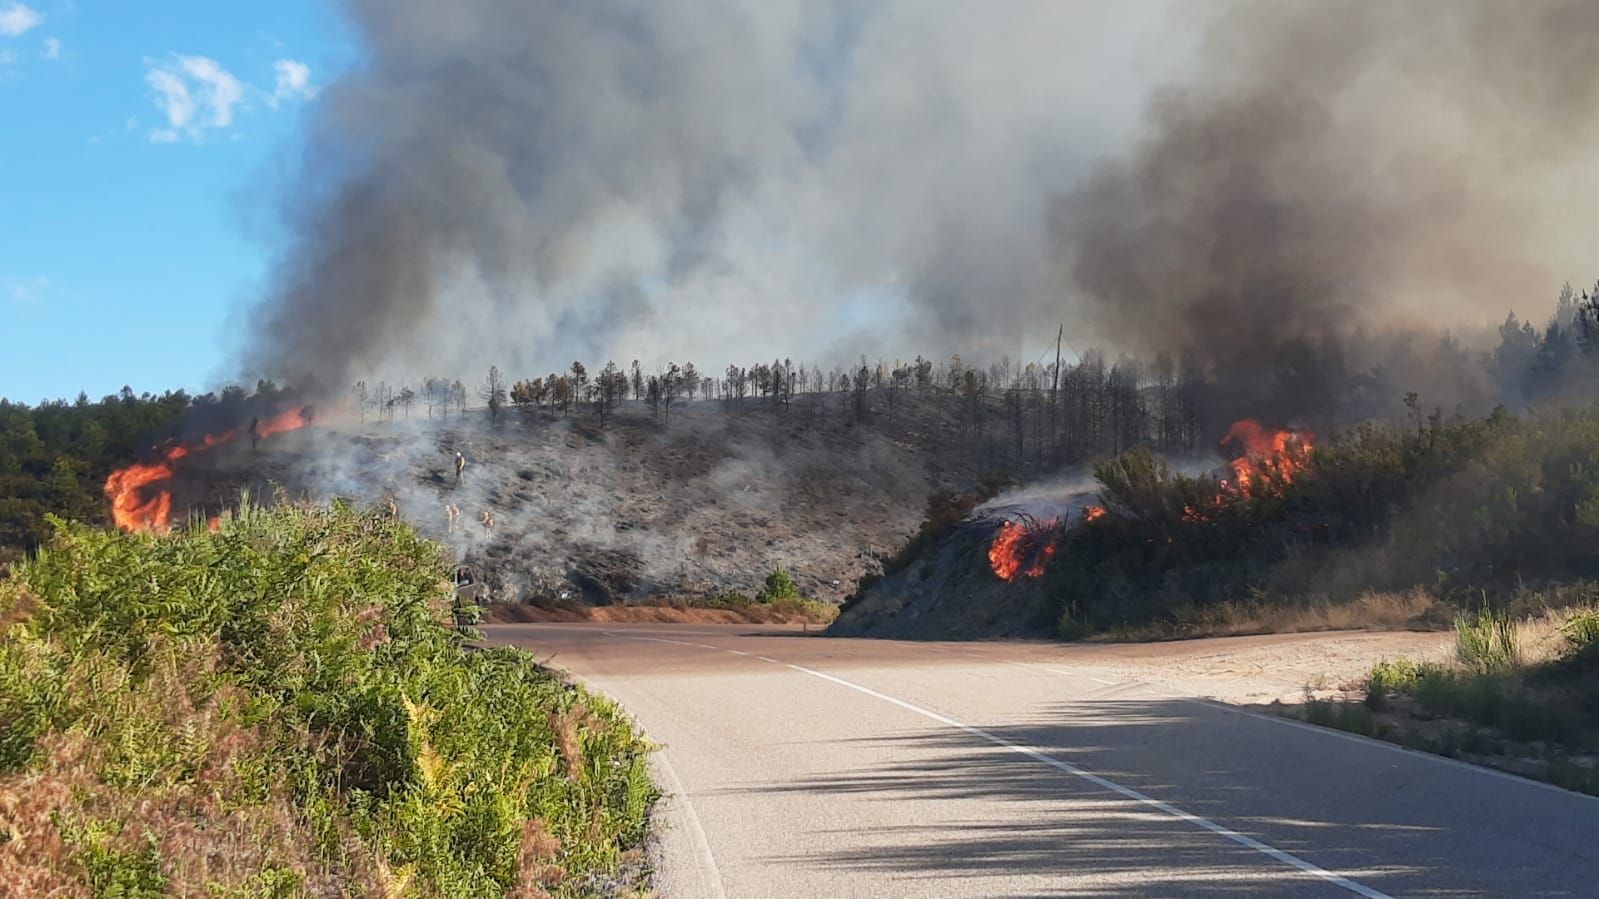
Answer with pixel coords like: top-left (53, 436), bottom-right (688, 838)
top-left (5, 284), bottom-right (1598, 565)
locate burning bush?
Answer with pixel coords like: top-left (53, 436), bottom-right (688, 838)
top-left (1041, 407), bottom-right (1599, 638)
top-left (102, 406), bottom-right (315, 532)
top-left (987, 516), bottom-right (1060, 582)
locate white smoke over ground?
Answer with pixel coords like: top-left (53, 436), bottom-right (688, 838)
top-left (240, 402), bottom-right (961, 603)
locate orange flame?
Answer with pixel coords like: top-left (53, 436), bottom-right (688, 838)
top-left (257, 406), bottom-right (311, 438)
top-left (1082, 504), bottom-right (1106, 522)
top-left (1185, 420), bottom-right (1314, 521)
top-left (103, 405), bottom-right (315, 532)
top-left (104, 449), bottom-right (181, 531)
top-left (988, 518), bottom-right (1060, 582)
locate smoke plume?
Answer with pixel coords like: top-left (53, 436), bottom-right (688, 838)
top-left (245, 0), bottom-right (1598, 415)
top-left (242, 0), bottom-right (1172, 392)
top-left (1056, 0), bottom-right (1599, 425)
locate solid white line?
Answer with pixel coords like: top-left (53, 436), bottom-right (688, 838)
top-left (608, 631), bottom-right (1390, 897)
top-left (650, 749), bottom-right (728, 899)
top-left (784, 662), bottom-right (1392, 899)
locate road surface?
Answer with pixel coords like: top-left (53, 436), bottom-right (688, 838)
top-left (484, 623), bottom-right (1599, 898)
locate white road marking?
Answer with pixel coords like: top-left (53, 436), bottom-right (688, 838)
top-left (651, 749), bottom-right (728, 899)
top-left (784, 661), bottom-right (1393, 899)
top-left (608, 630), bottom-right (1391, 899)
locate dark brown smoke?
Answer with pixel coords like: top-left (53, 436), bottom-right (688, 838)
top-left (1055, 0), bottom-right (1599, 427)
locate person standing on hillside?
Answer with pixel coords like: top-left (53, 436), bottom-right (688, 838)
top-left (454, 450), bottom-right (466, 484)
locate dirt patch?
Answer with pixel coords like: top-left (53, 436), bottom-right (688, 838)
top-left (1050, 630), bottom-right (1456, 706)
top-left (483, 602), bottom-right (832, 626)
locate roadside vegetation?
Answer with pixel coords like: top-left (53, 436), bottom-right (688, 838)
top-left (0, 500), bottom-right (654, 897)
top-left (1050, 406), bottom-right (1599, 639)
top-left (1295, 601), bottom-right (1599, 796)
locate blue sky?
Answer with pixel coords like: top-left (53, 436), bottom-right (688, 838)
top-left (0, 0), bottom-right (353, 404)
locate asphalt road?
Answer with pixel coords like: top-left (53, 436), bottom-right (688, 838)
top-left (484, 623), bottom-right (1599, 898)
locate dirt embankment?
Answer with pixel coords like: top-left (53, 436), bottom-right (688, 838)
top-left (482, 601), bottom-right (834, 626)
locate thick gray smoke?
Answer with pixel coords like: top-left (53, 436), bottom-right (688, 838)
top-left (246, 0), bottom-right (1598, 414)
top-left (1056, 0), bottom-right (1599, 425)
top-left (243, 0), bottom-right (1177, 392)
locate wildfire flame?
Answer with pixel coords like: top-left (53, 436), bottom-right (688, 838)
top-left (988, 517), bottom-right (1060, 582)
top-left (1220, 419), bottom-right (1313, 497)
top-left (102, 406), bottom-right (315, 532)
top-left (1184, 419), bottom-right (1314, 521)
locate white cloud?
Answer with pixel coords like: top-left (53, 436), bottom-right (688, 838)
top-left (40, 36), bottom-right (58, 59)
top-left (143, 54), bottom-right (245, 142)
top-left (267, 58), bottom-right (315, 107)
top-left (0, 2), bottom-right (41, 37)
top-left (6, 275), bottom-right (49, 305)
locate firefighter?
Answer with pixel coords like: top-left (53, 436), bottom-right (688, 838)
top-left (454, 451), bottom-right (466, 483)
top-left (480, 508), bottom-right (495, 531)
top-left (249, 417), bottom-right (260, 451)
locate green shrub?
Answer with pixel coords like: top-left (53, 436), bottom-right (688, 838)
top-left (757, 567), bottom-right (799, 602)
top-left (1456, 607), bottom-right (1519, 674)
top-left (1563, 610), bottom-right (1599, 655)
top-left (0, 502), bottom-right (655, 897)
top-left (1365, 658), bottom-right (1425, 710)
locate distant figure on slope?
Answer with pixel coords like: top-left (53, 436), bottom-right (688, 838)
top-left (249, 417), bottom-right (260, 451)
top-left (480, 508), bottom-right (495, 531)
top-left (446, 503), bottom-right (460, 533)
top-left (454, 451), bottom-right (466, 484)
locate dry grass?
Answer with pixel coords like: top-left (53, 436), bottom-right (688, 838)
top-left (0, 648), bottom-right (384, 898)
top-left (1097, 588), bottom-right (1449, 641)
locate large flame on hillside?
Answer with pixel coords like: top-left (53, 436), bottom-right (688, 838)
top-left (1220, 419), bottom-right (1314, 496)
top-left (1184, 419), bottom-right (1314, 521)
top-left (103, 406), bottom-right (315, 532)
top-left (988, 517), bottom-right (1060, 582)
top-left (985, 419), bottom-right (1313, 578)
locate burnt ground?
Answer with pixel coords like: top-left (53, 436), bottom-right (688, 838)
top-left (168, 394), bottom-right (997, 606)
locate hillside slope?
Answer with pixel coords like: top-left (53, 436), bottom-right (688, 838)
top-left (176, 397), bottom-right (994, 605)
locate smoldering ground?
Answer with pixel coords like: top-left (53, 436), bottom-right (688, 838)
top-left (270, 403), bottom-right (956, 603)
